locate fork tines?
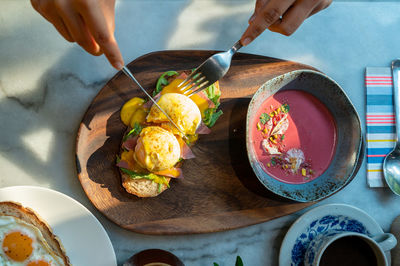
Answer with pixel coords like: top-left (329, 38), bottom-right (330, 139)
top-left (178, 71), bottom-right (210, 97)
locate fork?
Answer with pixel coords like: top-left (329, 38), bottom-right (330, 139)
top-left (179, 40), bottom-right (243, 97)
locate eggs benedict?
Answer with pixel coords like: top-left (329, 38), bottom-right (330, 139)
top-left (117, 70), bottom-right (223, 197)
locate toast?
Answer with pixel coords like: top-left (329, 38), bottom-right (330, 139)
top-left (0, 201), bottom-right (70, 265)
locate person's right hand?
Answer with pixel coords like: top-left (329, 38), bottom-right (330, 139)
top-left (31, 0), bottom-right (124, 70)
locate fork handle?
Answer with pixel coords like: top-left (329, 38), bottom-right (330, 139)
top-left (229, 40), bottom-right (243, 55)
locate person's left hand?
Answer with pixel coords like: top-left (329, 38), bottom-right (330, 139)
top-left (241, 0), bottom-right (332, 46)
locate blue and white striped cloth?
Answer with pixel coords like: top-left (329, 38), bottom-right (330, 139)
top-left (366, 67), bottom-right (395, 187)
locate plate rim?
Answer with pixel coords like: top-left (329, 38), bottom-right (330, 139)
top-left (0, 185), bottom-right (117, 266)
top-left (278, 203), bottom-right (389, 266)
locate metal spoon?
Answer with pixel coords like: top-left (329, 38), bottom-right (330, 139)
top-left (383, 59), bottom-right (400, 195)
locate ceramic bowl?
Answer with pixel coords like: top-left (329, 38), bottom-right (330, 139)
top-left (246, 69), bottom-right (363, 202)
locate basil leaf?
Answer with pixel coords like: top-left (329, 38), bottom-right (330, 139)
top-left (154, 70), bottom-right (179, 96)
top-left (260, 113), bottom-right (270, 124)
top-left (213, 263), bottom-right (219, 266)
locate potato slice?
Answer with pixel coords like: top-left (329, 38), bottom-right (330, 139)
top-left (120, 97), bottom-right (145, 126)
top-left (130, 108), bottom-right (148, 127)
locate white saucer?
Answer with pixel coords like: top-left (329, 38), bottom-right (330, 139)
top-left (279, 203), bottom-right (391, 266)
top-left (0, 186), bottom-right (117, 266)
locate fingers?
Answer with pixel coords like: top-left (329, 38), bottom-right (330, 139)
top-left (54, 0), bottom-right (101, 55)
top-left (249, 0), bottom-right (269, 23)
top-left (269, 0), bottom-right (320, 36)
top-left (73, 0), bottom-right (124, 70)
top-left (242, 0), bottom-right (333, 44)
top-left (31, 0), bottom-right (74, 42)
top-left (241, 0), bottom-right (295, 46)
top-left (309, 0), bottom-right (332, 17)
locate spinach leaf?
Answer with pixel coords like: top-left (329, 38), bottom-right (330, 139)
top-left (203, 108), bottom-right (223, 128)
top-left (205, 84), bottom-right (221, 107)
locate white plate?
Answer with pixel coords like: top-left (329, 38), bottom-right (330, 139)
top-left (279, 203), bottom-right (391, 266)
top-left (0, 186), bottom-right (117, 266)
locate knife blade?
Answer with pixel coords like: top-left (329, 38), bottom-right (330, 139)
top-left (122, 66), bottom-right (188, 139)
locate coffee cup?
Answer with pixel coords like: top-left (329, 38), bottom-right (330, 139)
top-left (304, 230), bottom-right (397, 266)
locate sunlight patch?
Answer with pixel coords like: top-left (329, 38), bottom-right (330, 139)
top-left (22, 128), bottom-right (54, 163)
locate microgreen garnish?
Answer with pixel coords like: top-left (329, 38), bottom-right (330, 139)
top-left (123, 122), bottom-right (143, 141)
top-left (154, 70), bottom-right (178, 96)
top-left (260, 113), bottom-right (270, 124)
top-left (282, 103), bottom-right (290, 113)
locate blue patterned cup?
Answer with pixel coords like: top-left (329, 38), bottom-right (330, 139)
top-left (304, 231), bottom-right (396, 266)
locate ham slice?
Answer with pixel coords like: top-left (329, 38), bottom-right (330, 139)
top-left (181, 142), bottom-right (196, 159)
top-left (142, 92), bottom-right (162, 108)
top-left (116, 160), bottom-right (130, 169)
top-left (175, 72), bottom-right (188, 80)
top-left (123, 135), bottom-right (138, 151)
top-left (196, 122), bottom-right (211, 134)
top-left (197, 91), bottom-right (215, 108)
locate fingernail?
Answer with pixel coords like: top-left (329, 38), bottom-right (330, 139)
top-left (114, 61), bottom-right (123, 70)
top-left (249, 14), bottom-right (256, 23)
top-left (242, 37), bottom-right (252, 46)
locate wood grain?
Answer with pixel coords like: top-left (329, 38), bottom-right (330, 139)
top-left (75, 51), bottom-right (316, 235)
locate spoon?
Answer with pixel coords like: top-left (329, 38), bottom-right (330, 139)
top-left (383, 59), bottom-right (400, 195)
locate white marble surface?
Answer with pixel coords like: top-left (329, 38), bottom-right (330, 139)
top-left (1, 0), bottom-right (400, 265)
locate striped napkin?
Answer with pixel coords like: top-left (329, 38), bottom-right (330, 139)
top-left (366, 67), bottom-right (395, 187)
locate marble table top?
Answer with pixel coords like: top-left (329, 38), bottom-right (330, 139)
top-left (1, 0), bottom-right (400, 265)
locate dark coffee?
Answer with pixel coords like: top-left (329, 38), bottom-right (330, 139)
top-left (319, 236), bottom-right (378, 266)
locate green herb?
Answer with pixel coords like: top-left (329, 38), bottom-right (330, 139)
top-left (116, 155), bottom-right (121, 164)
top-left (203, 108), bottom-right (223, 128)
top-left (120, 168), bottom-right (170, 187)
top-left (154, 70), bottom-right (179, 96)
top-left (213, 263), bottom-right (219, 266)
top-left (282, 103), bottom-right (290, 113)
top-left (281, 135), bottom-right (285, 141)
top-left (205, 84), bottom-right (221, 107)
top-left (259, 113), bottom-right (270, 124)
top-left (235, 256), bottom-right (244, 266)
top-left (123, 122), bottom-right (143, 141)
top-left (271, 157), bottom-right (277, 166)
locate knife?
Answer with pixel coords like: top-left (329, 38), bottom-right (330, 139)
top-left (122, 66), bottom-right (188, 139)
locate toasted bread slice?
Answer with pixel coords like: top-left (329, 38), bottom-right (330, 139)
top-left (0, 201), bottom-right (70, 265)
top-left (121, 172), bottom-right (170, 197)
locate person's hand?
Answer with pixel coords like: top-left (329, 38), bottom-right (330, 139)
top-left (241, 0), bottom-right (332, 46)
top-left (31, 0), bottom-right (124, 70)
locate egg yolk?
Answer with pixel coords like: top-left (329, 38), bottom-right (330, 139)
top-left (3, 231), bottom-right (33, 261)
top-left (27, 260), bottom-right (51, 266)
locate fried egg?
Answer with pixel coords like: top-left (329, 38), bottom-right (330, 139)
top-left (146, 93), bottom-right (201, 135)
top-left (134, 126), bottom-right (181, 172)
top-left (0, 215), bottom-right (64, 266)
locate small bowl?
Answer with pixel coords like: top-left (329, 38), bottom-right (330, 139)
top-left (246, 69), bottom-right (363, 202)
top-left (123, 249), bottom-right (184, 266)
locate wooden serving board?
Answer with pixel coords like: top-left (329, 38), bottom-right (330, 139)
top-left (76, 51), bottom-right (316, 235)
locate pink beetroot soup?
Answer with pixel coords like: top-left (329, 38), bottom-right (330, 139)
top-left (250, 90), bottom-right (337, 184)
